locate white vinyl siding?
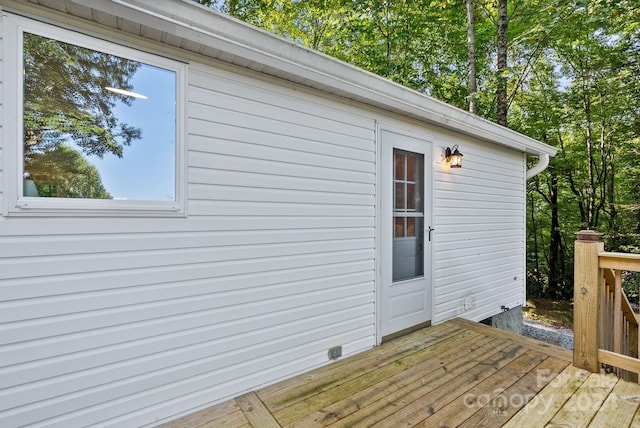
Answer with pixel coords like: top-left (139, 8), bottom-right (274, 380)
top-left (433, 140), bottom-right (526, 323)
top-left (0, 55), bottom-right (376, 426)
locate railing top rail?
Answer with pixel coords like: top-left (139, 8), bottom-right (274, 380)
top-left (599, 252), bottom-right (640, 272)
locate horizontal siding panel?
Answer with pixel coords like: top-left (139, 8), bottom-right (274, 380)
top-left (1, 291), bottom-right (373, 408)
top-left (435, 267), bottom-right (522, 298)
top-left (188, 66), bottom-right (374, 134)
top-left (455, 145), bottom-right (525, 172)
top-left (435, 207), bottom-right (523, 219)
top-left (81, 324), bottom-right (373, 427)
top-left (2, 276), bottom-right (374, 385)
top-left (435, 222), bottom-right (523, 234)
top-left (435, 288), bottom-right (522, 323)
top-left (0, 216), bottom-right (374, 236)
top-left (188, 200), bottom-right (375, 217)
top-left (189, 88), bottom-right (375, 152)
top-left (435, 254), bottom-right (522, 281)
top-left (3, 321), bottom-right (374, 427)
top-left (436, 196), bottom-right (524, 210)
top-left (1, 258), bottom-right (372, 301)
top-left (0, 242), bottom-right (373, 284)
top-left (189, 104), bottom-right (374, 160)
top-left (436, 173), bottom-right (523, 193)
top-left (436, 284), bottom-right (523, 310)
top-left (189, 167), bottom-right (375, 195)
top-left (0, 228), bottom-right (373, 259)
top-left (1, 255), bottom-right (373, 345)
top-left (460, 155), bottom-right (524, 176)
top-left (117, 333), bottom-right (376, 428)
top-left (439, 279), bottom-right (524, 315)
top-left (1, 283), bottom-right (373, 370)
top-left (435, 227), bottom-right (523, 242)
top-left (435, 234), bottom-right (523, 253)
top-left (435, 214), bottom-right (522, 227)
top-left (436, 284), bottom-right (522, 314)
top-left (434, 181), bottom-right (523, 199)
top-left (188, 183), bottom-right (374, 205)
top-left (189, 150), bottom-right (374, 184)
top-left (436, 244), bottom-right (522, 265)
top-left (1, 266), bottom-right (373, 367)
top-left (188, 126), bottom-right (374, 173)
top-left (1, 258), bottom-right (374, 324)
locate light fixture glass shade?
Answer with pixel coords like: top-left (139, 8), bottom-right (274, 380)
top-left (445, 145), bottom-right (463, 168)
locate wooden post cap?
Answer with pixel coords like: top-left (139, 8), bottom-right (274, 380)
top-left (576, 229), bottom-right (602, 242)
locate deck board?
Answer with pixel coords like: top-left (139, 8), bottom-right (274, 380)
top-left (273, 329), bottom-right (482, 426)
top-left (458, 356), bottom-right (569, 427)
top-left (159, 318), bottom-right (640, 427)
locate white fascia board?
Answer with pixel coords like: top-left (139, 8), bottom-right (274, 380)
top-left (72, 0), bottom-right (556, 157)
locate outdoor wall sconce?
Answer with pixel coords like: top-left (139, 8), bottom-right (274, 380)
top-left (445, 145), bottom-right (463, 168)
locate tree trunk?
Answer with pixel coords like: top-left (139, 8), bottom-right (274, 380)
top-left (548, 168), bottom-right (562, 296)
top-left (496, 0), bottom-right (508, 126)
top-left (584, 90), bottom-right (596, 228)
top-left (529, 185), bottom-right (542, 297)
top-left (466, 0), bottom-right (478, 114)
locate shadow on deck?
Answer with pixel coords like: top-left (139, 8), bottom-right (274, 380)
top-left (160, 318), bottom-right (640, 427)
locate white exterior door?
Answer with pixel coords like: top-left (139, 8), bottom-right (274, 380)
top-left (380, 129), bottom-right (433, 338)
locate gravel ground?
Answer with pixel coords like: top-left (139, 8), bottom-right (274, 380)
top-left (522, 318), bottom-right (574, 350)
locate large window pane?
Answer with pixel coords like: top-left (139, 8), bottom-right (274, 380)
top-left (22, 32), bottom-right (176, 201)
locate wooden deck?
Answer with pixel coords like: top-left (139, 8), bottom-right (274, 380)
top-left (160, 318), bottom-right (640, 427)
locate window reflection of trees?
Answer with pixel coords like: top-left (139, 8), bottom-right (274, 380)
top-left (23, 33), bottom-right (142, 199)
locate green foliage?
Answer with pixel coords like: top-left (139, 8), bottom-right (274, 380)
top-left (23, 33), bottom-right (141, 161)
top-left (27, 145), bottom-right (111, 199)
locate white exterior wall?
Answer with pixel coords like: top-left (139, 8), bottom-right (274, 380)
top-left (0, 5), bottom-right (535, 428)
top-left (433, 137), bottom-right (526, 323)
top-left (0, 23), bottom-right (376, 426)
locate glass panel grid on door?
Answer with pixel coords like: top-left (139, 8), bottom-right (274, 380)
top-left (393, 150), bottom-right (424, 282)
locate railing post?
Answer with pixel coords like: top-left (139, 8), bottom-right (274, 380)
top-left (574, 229), bottom-right (604, 372)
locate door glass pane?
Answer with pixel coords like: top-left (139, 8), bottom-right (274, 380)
top-left (407, 156), bottom-right (416, 181)
top-left (395, 153), bottom-right (405, 180)
top-left (407, 217), bottom-right (415, 237)
top-left (395, 217), bottom-right (404, 238)
top-left (407, 183), bottom-right (415, 210)
top-left (393, 149), bottom-right (424, 282)
top-left (395, 183), bottom-right (405, 210)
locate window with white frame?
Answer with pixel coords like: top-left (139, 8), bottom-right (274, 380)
top-left (4, 15), bottom-right (186, 215)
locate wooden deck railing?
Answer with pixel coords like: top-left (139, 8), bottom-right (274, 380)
top-left (573, 230), bottom-right (640, 381)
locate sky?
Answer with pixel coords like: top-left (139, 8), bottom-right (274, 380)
top-left (74, 63), bottom-right (177, 201)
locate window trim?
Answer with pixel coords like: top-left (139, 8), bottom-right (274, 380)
top-left (3, 13), bottom-right (187, 217)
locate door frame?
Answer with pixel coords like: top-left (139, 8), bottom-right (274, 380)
top-left (375, 122), bottom-right (436, 345)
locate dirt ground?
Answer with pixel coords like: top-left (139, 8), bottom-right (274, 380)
top-left (523, 299), bottom-right (573, 329)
